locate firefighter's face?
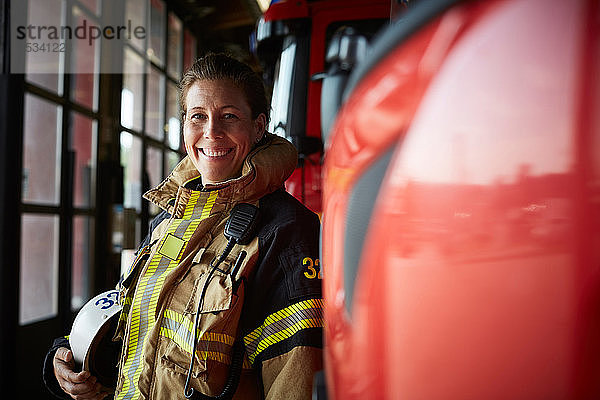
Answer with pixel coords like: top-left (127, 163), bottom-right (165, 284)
top-left (183, 79), bottom-right (266, 184)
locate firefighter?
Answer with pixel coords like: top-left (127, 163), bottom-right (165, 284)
top-left (43, 53), bottom-right (323, 400)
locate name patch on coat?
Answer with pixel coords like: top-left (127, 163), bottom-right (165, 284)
top-left (158, 233), bottom-right (186, 261)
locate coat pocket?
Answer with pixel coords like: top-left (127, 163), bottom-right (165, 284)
top-left (159, 270), bottom-right (239, 379)
top-left (185, 271), bottom-right (234, 314)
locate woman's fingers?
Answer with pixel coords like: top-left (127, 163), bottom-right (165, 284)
top-left (53, 347), bottom-right (107, 399)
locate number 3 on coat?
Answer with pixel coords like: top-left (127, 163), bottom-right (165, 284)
top-left (303, 257), bottom-right (322, 279)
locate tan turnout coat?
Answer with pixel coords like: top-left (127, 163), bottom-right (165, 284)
top-left (113, 135), bottom-right (323, 400)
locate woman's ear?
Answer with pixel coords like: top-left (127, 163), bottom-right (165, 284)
top-left (254, 113), bottom-right (267, 141)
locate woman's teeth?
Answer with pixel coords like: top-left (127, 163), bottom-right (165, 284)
top-left (202, 148), bottom-right (231, 157)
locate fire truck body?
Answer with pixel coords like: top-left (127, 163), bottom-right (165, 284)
top-left (255, 0), bottom-right (600, 398)
top-left (320, 0), bottom-right (600, 398)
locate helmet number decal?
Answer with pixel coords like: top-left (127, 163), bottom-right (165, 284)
top-left (95, 291), bottom-right (118, 310)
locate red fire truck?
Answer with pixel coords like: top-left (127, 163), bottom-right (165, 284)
top-left (252, 0), bottom-right (392, 214)
top-left (319, 0), bottom-right (600, 398)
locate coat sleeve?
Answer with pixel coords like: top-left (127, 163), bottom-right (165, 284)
top-left (242, 193), bottom-right (324, 399)
top-left (262, 346), bottom-right (323, 400)
top-left (42, 337), bottom-right (71, 399)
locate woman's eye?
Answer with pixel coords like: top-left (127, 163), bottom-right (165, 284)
top-left (190, 113), bottom-right (206, 120)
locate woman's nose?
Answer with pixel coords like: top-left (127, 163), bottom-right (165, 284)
top-left (203, 117), bottom-right (223, 139)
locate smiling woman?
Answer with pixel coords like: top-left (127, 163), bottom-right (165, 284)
top-left (45, 53), bottom-right (324, 400)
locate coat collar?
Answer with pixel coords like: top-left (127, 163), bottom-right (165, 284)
top-left (143, 134), bottom-right (298, 217)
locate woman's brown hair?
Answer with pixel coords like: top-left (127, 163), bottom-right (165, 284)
top-left (179, 53), bottom-right (269, 122)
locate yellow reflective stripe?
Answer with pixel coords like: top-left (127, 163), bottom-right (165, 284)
top-left (197, 350), bottom-right (232, 364)
top-left (117, 192), bottom-right (217, 399)
top-left (243, 299), bottom-right (324, 344)
top-left (119, 220), bottom-right (197, 399)
top-left (162, 309), bottom-right (235, 347)
top-left (201, 190), bottom-right (218, 219)
top-left (118, 239), bottom-right (171, 398)
top-left (248, 318), bottom-right (323, 364)
top-left (163, 308), bottom-right (186, 324)
top-left (147, 220), bottom-right (200, 317)
top-left (121, 236), bottom-right (171, 392)
top-left (183, 191), bottom-right (201, 219)
top-left (159, 326), bottom-right (233, 363)
top-left (160, 325), bottom-right (193, 353)
top-left (251, 299), bottom-right (323, 338)
top-left (119, 296), bottom-right (132, 323)
top-left (243, 299), bottom-right (324, 365)
top-left (159, 309), bottom-right (250, 368)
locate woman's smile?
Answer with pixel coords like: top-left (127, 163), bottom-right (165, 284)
top-left (199, 147), bottom-right (234, 158)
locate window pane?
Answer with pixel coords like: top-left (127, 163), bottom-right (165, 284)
top-left (149, 0), bottom-right (166, 66)
top-left (70, 6), bottom-right (99, 109)
top-left (145, 65), bottom-right (165, 140)
top-left (70, 113), bottom-right (96, 208)
top-left (122, 48), bottom-right (145, 131)
top-left (166, 80), bottom-right (181, 151)
top-left (146, 146), bottom-right (163, 216)
top-left (167, 12), bottom-right (183, 79)
top-left (120, 217), bottom-right (142, 277)
top-left (78, 0), bottom-right (99, 15)
top-left (22, 94), bottom-right (62, 205)
top-left (25, 0), bottom-right (64, 94)
top-left (121, 132), bottom-right (143, 212)
top-left (72, 216), bottom-right (94, 310)
top-left (135, 218), bottom-right (142, 250)
top-left (125, 0), bottom-right (146, 52)
top-left (183, 29), bottom-right (197, 72)
top-left (20, 214), bottom-right (59, 325)
top-left (269, 38), bottom-right (296, 138)
top-left (165, 150), bottom-right (181, 176)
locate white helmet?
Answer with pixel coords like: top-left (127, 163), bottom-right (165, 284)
top-left (69, 290), bottom-right (122, 387)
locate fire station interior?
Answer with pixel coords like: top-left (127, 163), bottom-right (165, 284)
top-left (0, 0), bottom-right (267, 397)
top-left (2, 0), bottom-right (599, 398)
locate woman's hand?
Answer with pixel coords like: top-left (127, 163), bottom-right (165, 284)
top-left (53, 347), bottom-right (108, 400)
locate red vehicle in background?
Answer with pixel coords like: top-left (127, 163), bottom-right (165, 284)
top-left (320, 0), bottom-right (600, 399)
top-left (252, 0), bottom-right (391, 214)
